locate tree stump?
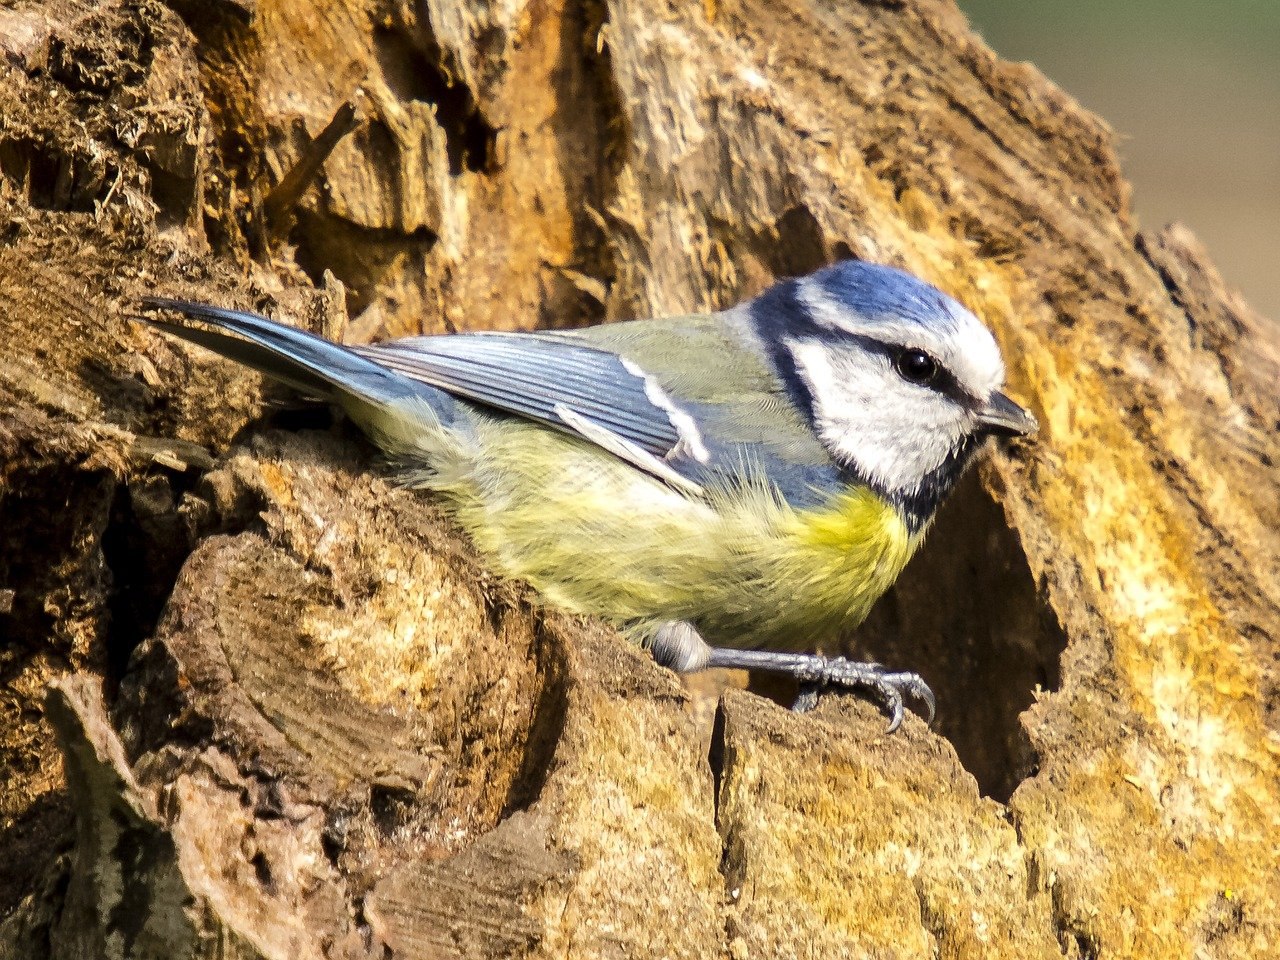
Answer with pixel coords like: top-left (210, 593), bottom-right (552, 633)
top-left (1, 1), bottom-right (1276, 957)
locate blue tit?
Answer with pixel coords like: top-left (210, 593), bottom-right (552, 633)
top-left (142, 259), bottom-right (1036, 730)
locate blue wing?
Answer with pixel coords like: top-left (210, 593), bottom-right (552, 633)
top-left (142, 298), bottom-right (848, 506)
top-left (357, 327), bottom-right (850, 506)
top-left (140, 298), bottom-right (457, 418)
top-left (354, 333), bottom-right (689, 462)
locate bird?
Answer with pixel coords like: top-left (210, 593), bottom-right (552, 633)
top-left (140, 259), bottom-right (1036, 731)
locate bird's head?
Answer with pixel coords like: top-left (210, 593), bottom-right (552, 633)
top-left (753, 259), bottom-right (1037, 525)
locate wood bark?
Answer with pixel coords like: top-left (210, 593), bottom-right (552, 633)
top-left (1, 0), bottom-right (1277, 957)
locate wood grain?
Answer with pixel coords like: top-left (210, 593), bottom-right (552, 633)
top-left (1, 0), bottom-right (1276, 957)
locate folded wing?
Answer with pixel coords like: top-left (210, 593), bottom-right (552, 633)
top-left (355, 333), bottom-right (692, 465)
top-left (141, 296), bottom-right (863, 506)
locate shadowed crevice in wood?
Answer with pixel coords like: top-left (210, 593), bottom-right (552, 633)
top-left (4, 0), bottom-right (1279, 954)
top-left (291, 209), bottom-right (440, 320)
top-left (548, 0), bottom-right (627, 326)
top-left (0, 442), bottom-right (117, 920)
top-left (713, 204), bottom-right (836, 300)
top-left (857, 467), bottom-right (1067, 802)
top-left (754, 205), bottom-right (832, 280)
top-left (0, 136), bottom-right (111, 215)
top-left (0, 460), bottom-right (116, 660)
top-left (43, 676), bottom-right (200, 960)
top-left (371, 22), bottom-right (496, 177)
top-left (499, 616), bottom-right (571, 817)
top-left (100, 472), bottom-right (203, 689)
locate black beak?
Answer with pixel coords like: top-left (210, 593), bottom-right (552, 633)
top-left (976, 391), bottom-right (1038, 437)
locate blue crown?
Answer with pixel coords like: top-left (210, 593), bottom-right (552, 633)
top-left (810, 260), bottom-right (969, 333)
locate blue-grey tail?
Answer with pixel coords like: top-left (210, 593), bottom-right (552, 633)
top-left (139, 298), bottom-right (458, 431)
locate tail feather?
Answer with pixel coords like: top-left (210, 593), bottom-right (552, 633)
top-left (142, 314), bottom-right (338, 399)
top-left (139, 297), bottom-right (457, 430)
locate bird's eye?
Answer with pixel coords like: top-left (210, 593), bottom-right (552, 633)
top-left (894, 348), bottom-right (939, 385)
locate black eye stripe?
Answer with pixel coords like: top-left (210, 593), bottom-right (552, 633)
top-left (838, 333), bottom-right (981, 406)
top-left (747, 287), bottom-right (985, 414)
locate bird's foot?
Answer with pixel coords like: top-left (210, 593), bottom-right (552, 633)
top-left (790, 659), bottom-right (935, 733)
top-left (700, 646), bottom-right (935, 733)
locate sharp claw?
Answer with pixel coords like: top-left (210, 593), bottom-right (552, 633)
top-left (792, 685), bottom-right (820, 713)
top-left (882, 672), bottom-right (937, 728)
top-left (789, 659), bottom-right (935, 731)
top-left (882, 684), bottom-right (906, 734)
top-left (916, 681), bottom-right (937, 726)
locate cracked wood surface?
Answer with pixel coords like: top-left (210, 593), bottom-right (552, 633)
top-left (1, 0), bottom-right (1278, 958)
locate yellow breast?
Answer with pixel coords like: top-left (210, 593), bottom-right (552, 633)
top-left (435, 418), bottom-right (923, 653)
top-left (748, 485), bottom-right (920, 649)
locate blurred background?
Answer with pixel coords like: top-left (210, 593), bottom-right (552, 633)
top-left (959, 0), bottom-right (1279, 321)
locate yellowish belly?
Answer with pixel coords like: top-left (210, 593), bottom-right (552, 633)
top-left (433, 419), bottom-right (921, 653)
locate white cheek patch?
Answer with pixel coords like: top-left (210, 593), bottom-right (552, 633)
top-left (786, 338), bottom-right (966, 497)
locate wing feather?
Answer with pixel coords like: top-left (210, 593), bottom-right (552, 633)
top-left (354, 333), bottom-right (687, 459)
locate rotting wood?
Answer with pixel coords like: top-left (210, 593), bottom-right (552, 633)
top-left (2, 0), bottom-right (1277, 957)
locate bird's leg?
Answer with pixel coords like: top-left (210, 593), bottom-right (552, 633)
top-left (706, 648), bottom-right (936, 732)
top-left (648, 620), bottom-right (714, 673)
top-left (649, 621), bottom-right (935, 733)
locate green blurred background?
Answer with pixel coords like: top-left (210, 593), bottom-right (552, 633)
top-left (959, 0), bottom-right (1279, 320)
